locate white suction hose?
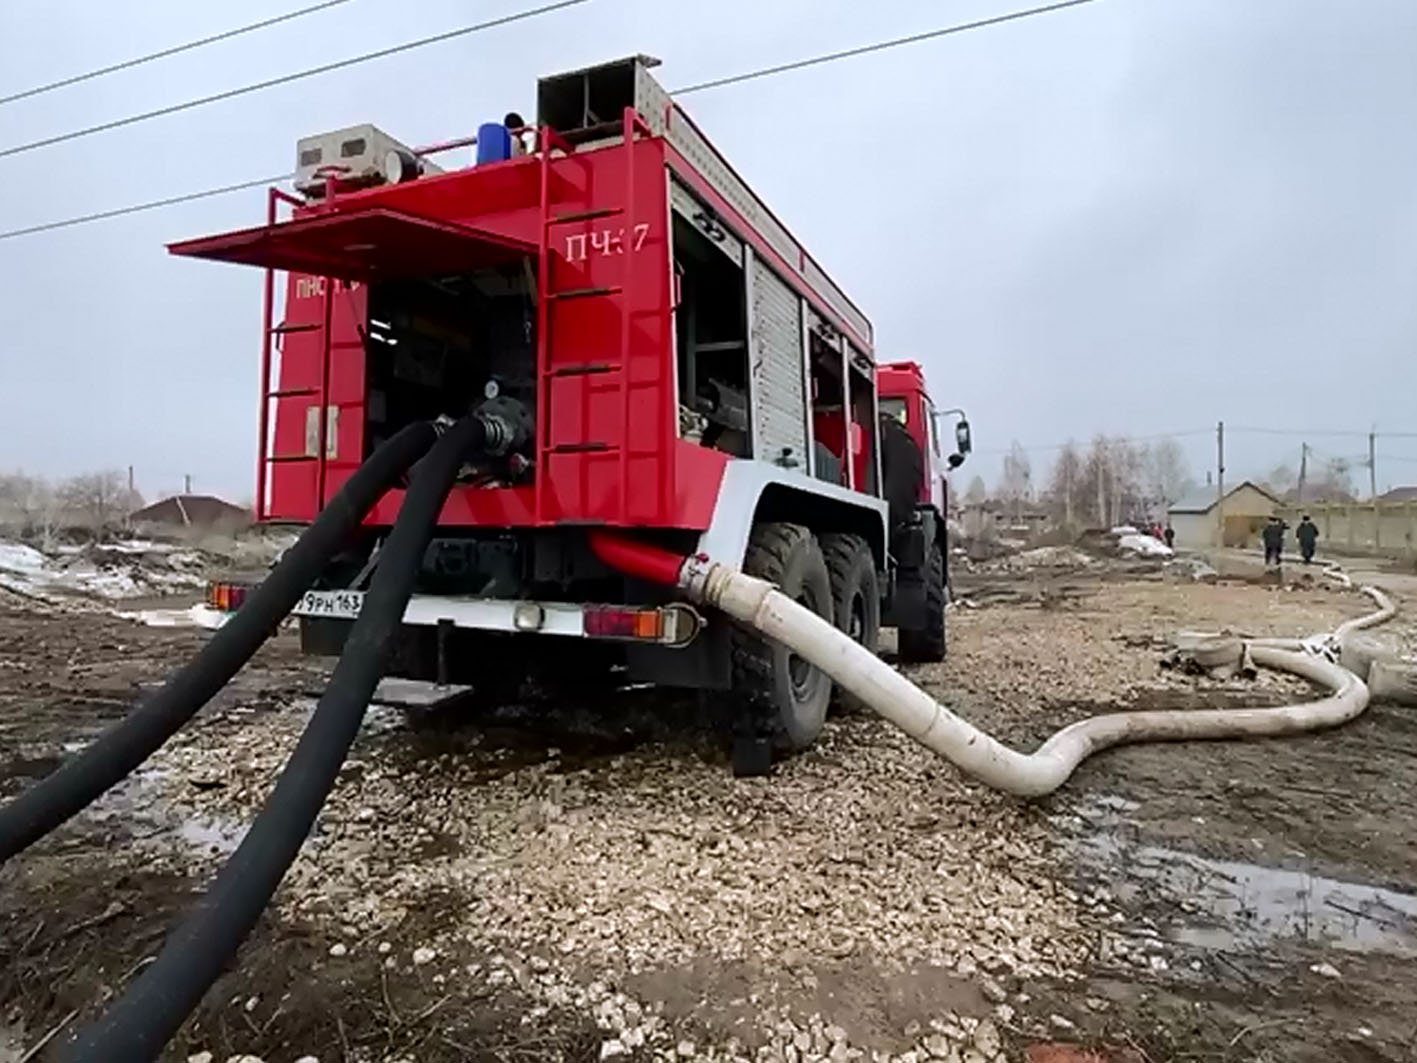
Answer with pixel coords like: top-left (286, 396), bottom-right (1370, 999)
top-left (679, 558), bottom-right (1396, 798)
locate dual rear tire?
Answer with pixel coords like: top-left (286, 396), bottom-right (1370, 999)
top-left (728, 522), bottom-right (879, 772)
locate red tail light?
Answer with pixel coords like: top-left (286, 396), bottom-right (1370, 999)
top-left (205, 581), bottom-right (250, 613)
top-left (583, 606), bottom-right (664, 640)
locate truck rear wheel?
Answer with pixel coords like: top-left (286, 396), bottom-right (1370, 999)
top-left (820, 533), bottom-right (880, 712)
top-left (898, 539), bottom-right (946, 663)
top-left (729, 522), bottom-right (833, 772)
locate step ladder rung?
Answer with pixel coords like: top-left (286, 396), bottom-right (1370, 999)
top-left (551, 207), bottom-right (624, 224)
top-left (550, 286), bottom-right (622, 301)
top-left (548, 442), bottom-right (617, 454)
top-left (269, 322), bottom-right (322, 335)
top-left (547, 362), bottom-right (622, 378)
top-left (267, 454), bottom-right (319, 464)
top-left (266, 387), bottom-right (321, 398)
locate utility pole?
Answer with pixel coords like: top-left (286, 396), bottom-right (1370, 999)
top-left (1368, 429), bottom-right (1377, 500)
top-left (1096, 445), bottom-right (1107, 527)
top-left (1369, 427), bottom-right (1380, 551)
top-left (1216, 421), bottom-right (1225, 547)
top-left (1297, 443), bottom-right (1308, 504)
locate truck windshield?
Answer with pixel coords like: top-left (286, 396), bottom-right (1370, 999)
top-left (879, 396), bottom-right (908, 425)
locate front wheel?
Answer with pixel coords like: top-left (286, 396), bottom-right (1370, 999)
top-left (898, 539), bottom-right (946, 663)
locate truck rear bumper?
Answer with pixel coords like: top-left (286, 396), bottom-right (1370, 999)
top-left (293, 590), bottom-right (702, 647)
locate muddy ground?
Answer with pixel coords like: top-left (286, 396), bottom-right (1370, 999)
top-left (1, 560), bottom-right (1415, 1063)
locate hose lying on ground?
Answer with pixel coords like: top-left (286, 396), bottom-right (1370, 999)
top-left (63, 415), bottom-right (487, 1062)
top-left (0, 421), bottom-right (438, 866)
top-left (590, 534), bottom-right (1398, 799)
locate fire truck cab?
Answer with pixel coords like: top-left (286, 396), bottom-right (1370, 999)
top-left (174, 55), bottom-right (970, 771)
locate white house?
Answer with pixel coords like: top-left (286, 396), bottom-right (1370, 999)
top-left (1168, 481), bottom-right (1280, 548)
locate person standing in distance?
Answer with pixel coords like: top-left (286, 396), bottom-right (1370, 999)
top-left (1296, 514), bottom-right (1319, 565)
top-left (1261, 515), bottom-right (1286, 569)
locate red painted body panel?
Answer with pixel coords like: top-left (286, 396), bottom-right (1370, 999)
top-left (878, 361), bottom-right (937, 506)
top-left (358, 441), bottom-right (730, 530)
top-left (171, 108), bottom-right (904, 534)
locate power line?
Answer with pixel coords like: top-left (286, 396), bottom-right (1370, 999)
top-left (0, 0), bottom-right (1103, 241)
top-left (0, 0), bottom-right (589, 160)
top-left (0, 0), bottom-right (358, 107)
top-left (0, 174), bottom-right (290, 241)
top-left (672, 0), bottom-right (1102, 95)
top-left (976, 428), bottom-right (1211, 457)
top-left (1229, 426), bottom-right (1368, 438)
top-left (1230, 426), bottom-right (1417, 440)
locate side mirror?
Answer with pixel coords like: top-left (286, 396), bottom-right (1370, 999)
top-left (954, 418), bottom-right (972, 455)
top-left (947, 453), bottom-right (965, 470)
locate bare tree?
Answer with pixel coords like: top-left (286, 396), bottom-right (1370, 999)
top-left (58, 470), bottom-right (139, 529)
top-left (0, 472), bottom-right (59, 542)
top-left (1083, 436), bottom-right (1112, 525)
top-left (998, 441), bottom-right (1033, 518)
top-left (1113, 442), bottom-right (1148, 525)
top-left (963, 475), bottom-right (988, 505)
top-left (1311, 458), bottom-right (1355, 501)
top-left (1145, 438), bottom-right (1193, 509)
top-left (1043, 441), bottom-right (1085, 528)
top-left (1265, 463), bottom-right (1298, 497)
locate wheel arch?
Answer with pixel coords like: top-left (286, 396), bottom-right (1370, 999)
top-left (694, 460), bottom-right (889, 571)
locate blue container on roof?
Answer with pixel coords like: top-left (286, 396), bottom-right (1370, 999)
top-left (476, 123), bottom-right (513, 165)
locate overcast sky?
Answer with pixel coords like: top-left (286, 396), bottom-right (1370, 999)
top-left (2, 0), bottom-right (1415, 501)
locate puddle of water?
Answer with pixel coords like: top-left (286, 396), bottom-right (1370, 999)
top-left (176, 817), bottom-right (245, 856)
top-left (0, 1023), bottom-right (23, 1063)
top-left (1084, 833), bottom-right (1417, 956)
top-left (1072, 795), bottom-right (1417, 958)
top-left (91, 766), bottom-right (247, 859)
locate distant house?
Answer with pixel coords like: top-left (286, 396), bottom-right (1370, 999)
top-left (960, 499), bottom-right (1050, 540)
top-left (130, 494), bottom-right (250, 531)
top-left (1167, 481), bottom-right (1281, 548)
top-left (1378, 486), bottom-right (1417, 504)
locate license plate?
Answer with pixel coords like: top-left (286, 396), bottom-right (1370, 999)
top-left (296, 589), bottom-right (365, 619)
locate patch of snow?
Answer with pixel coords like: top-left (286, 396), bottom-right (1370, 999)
top-left (0, 537), bottom-right (215, 602)
top-left (1117, 533), bottom-right (1174, 558)
top-left (0, 542), bottom-right (47, 574)
top-left (103, 538), bottom-right (168, 554)
top-left (119, 603), bottom-right (229, 629)
top-left (191, 603), bottom-right (229, 630)
top-left (73, 567), bottom-right (144, 598)
top-left (1110, 524), bottom-right (1139, 536)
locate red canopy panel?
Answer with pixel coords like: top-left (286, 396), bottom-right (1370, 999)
top-left (168, 207), bottom-right (536, 281)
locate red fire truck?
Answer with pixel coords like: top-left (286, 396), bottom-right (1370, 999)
top-left (175, 55), bottom-right (970, 771)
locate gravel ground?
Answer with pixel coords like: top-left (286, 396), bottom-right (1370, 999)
top-left (2, 561), bottom-right (1414, 1063)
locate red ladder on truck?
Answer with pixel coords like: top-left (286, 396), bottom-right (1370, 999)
top-left (256, 187), bottom-right (334, 521)
top-left (534, 107), bottom-right (654, 525)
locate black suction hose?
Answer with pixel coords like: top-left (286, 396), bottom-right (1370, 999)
top-left (64, 415), bottom-right (487, 1062)
top-left (0, 421), bottom-right (437, 865)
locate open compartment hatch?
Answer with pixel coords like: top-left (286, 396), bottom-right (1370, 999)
top-left (168, 207), bottom-right (536, 281)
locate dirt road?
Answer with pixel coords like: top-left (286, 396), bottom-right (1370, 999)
top-left (2, 564), bottom-right (1414, 1062)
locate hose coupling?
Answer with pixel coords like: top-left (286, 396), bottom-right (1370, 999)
top-left (473, 396), bottom-right (533, 457)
